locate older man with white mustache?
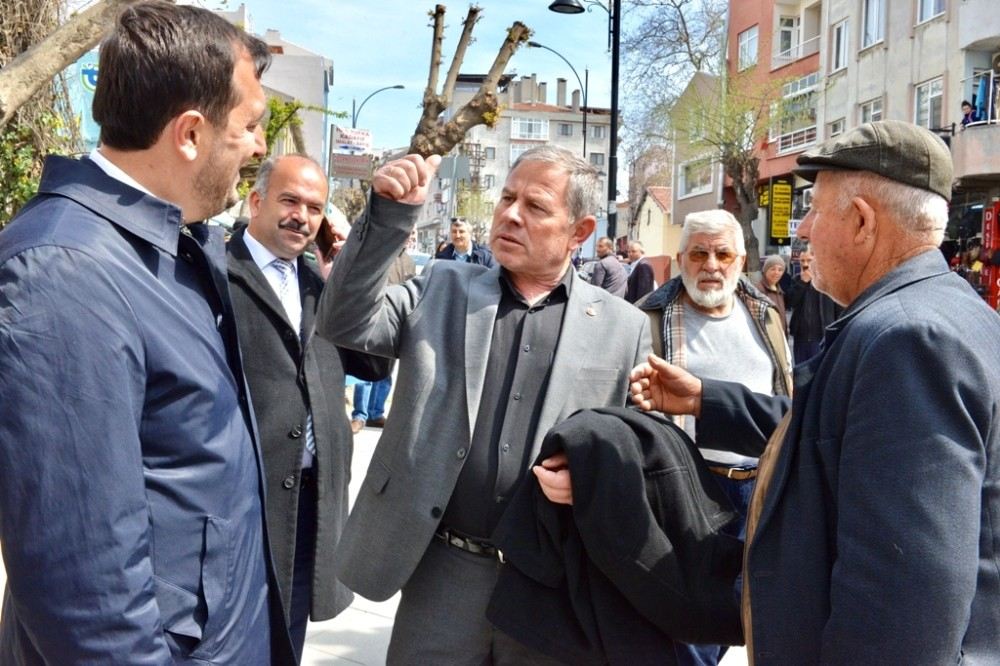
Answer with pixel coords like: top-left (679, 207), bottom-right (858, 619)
top-left (630, 208), bottom-right (791, 666)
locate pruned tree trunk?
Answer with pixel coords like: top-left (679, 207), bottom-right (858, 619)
top-left (725, 156), bottom-right (761, 271)
top-left (0, 0), bottom-right (141, 129)
top-left (409, 4), bottom-right (531, 157)
top-left (290, 122), bottom-right (307, 155)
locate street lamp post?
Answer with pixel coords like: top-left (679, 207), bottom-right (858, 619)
top-left (527, 41), bottom-right (589, 159)
top-left (346, 85), bottom-right (403, 186)
top-left (351, 84), bottom-right (405, 129)
top-left (548, 0), bottom-right (621, 242)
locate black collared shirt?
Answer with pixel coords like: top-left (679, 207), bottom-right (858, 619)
top-left (441, 266), bottom-right (574, 540)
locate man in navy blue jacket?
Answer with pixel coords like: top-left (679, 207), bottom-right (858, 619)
top-left (435, 216), bottom-right (495, 266)
top-left (541, 121), bottom-right (1000, 664)
top-left (0, 2), bottom-right (294, 663)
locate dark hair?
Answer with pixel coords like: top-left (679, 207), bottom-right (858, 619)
top-left (962, 100), bottom-right (972, 108)
top-left (93, 0), bottom-right (271, 150)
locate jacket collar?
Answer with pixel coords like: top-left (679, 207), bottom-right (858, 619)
top-left (37, 155), bottom-right (184, 256)
top-left (829, 250), bottom-right (949, 333)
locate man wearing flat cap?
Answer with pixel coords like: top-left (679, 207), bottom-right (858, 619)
top-left (540, 120), bottom-right (1000, 663)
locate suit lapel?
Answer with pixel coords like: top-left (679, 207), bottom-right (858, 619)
top-left (464, 267), bottom-right (502, 439)
top-left (754, 354), bottom-right (821, 536)
top-left (298, 259), bottom-right (319, 343)
top-left (528, 275), bottom-right (605, 461)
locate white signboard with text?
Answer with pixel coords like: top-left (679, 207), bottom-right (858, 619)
top-left (333, 125), bottom-right (372, 153)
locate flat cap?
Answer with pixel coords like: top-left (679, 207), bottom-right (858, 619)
top-left (794, 120), bottom-right (952, 200)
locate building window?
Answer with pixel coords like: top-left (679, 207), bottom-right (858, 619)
top-left (778, 16), bottom-right (800, 57)
top-left (917, 0), bottom-right (945, 23)
top-left (831, 20), bottom-right (849, 72)
top-left (591, 125), bottom-right (607, 139)
top-left (484, 146), bottom-right (496, 160)
top-left (590, 152), bottom-right (605, 167)
top-left (483, 174), bottom-right (496, 188)
top-left (738, 25), bottom-right (758, 70)
top-left (510, 143), bottom-right (533, 162)
top-left (914, 77), bottom-right (944, 129)
top-left (776, 72), bottom-right (819, 154)
top-left (861, 97), bottom-right (883, 123)
top-left (828, 118), bottom-right (846, 138)
top-left (862, 0), bottom-right (884, 48)
top-left (511, 117), bottom-right (548, 140)
top-left (679, 158), bottom-right (713, 198)
top-left (557, 123), bottom-right (573, 137)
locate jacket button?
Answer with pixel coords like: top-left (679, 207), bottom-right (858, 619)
top-left (289, 425), bottom-right (303, 438)
top-left (431, 506), bottom-right (442, 518)
top-left (283, 475), bottom-right (296, 489)
top-left (456, 447), bottom-right (467, 459)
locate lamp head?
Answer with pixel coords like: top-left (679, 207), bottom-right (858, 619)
top-left (548, 0), bottom-right (585, 14)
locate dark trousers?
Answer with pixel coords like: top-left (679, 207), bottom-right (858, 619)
top-left (289, 469), bottom-right (317, 663)
top-left (388, 537), bottom-right (564, 665)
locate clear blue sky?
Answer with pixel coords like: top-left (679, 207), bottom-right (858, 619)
top-left (221, 0), bottom-right (620, 152)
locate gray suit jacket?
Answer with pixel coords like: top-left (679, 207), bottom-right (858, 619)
top-left (315, 196), bottom-right (652, 601)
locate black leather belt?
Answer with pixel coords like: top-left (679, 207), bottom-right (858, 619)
top-left (708, 465), bottom-right (758, 481)
top-left (435, 527), bottom-right (505, 562)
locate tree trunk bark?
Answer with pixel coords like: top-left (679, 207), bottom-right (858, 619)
top-left (0, 0), bottom-right (140, 129)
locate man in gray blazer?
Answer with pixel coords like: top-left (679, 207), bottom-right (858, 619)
top-left (227, 155), bottom-right (388, 661)
top-left (316, 145), bottom-right (652, 663)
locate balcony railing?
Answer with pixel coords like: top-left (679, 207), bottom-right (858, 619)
top-left (772, 34), bottom-right (820, 65)
top-left (777, 125), bottom-right (817, 154)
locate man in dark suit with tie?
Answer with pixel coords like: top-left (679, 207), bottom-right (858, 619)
top-left (227, 154), bottom-right (388, 661)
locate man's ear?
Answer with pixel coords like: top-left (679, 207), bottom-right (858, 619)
top-left (171, 110), bottom-right (208, 163)
top-left (571, 215), bottom-right (597, 248)
top-left (248, 189), bottom-right (262, 218)
top-left (850, 196), bottom-right (878, 244)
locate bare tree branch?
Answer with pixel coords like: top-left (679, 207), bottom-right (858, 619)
top-left (441, 5), bottom-right (481, 105)
top-left (409, 7), bottom-right (530, 157)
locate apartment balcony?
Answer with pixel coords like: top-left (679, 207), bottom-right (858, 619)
top-left (958, 0), bottom-right (1000, 51)
top-left (771, 34), bottom-right (819, 70)
top-left (952, 120), bottom-right (1000, 189)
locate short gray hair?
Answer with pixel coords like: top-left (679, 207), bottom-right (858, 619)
top-left (450, 217), bottom-right (471, 230)
top-left (511, 144), bottom-right (602, 221)
top-left (827, 171), bottom-right (947, 246)
top-left (252, 153), bottom-right (325, 197)
top-left (680, 209), bottom-right (746, 254)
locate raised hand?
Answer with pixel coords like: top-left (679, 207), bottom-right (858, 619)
top-left (629, 354), bottom-right (703, 418)
top-left (372, 154), bottom-right (442, 205)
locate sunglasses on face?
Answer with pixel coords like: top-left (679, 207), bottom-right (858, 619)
top-left (686, 248), bottom-right (738, 266)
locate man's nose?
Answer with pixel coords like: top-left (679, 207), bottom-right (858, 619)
top-left (797, 215), bottom-right (812, 240)
top-left (252, 126), bottom-right (266, 158)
